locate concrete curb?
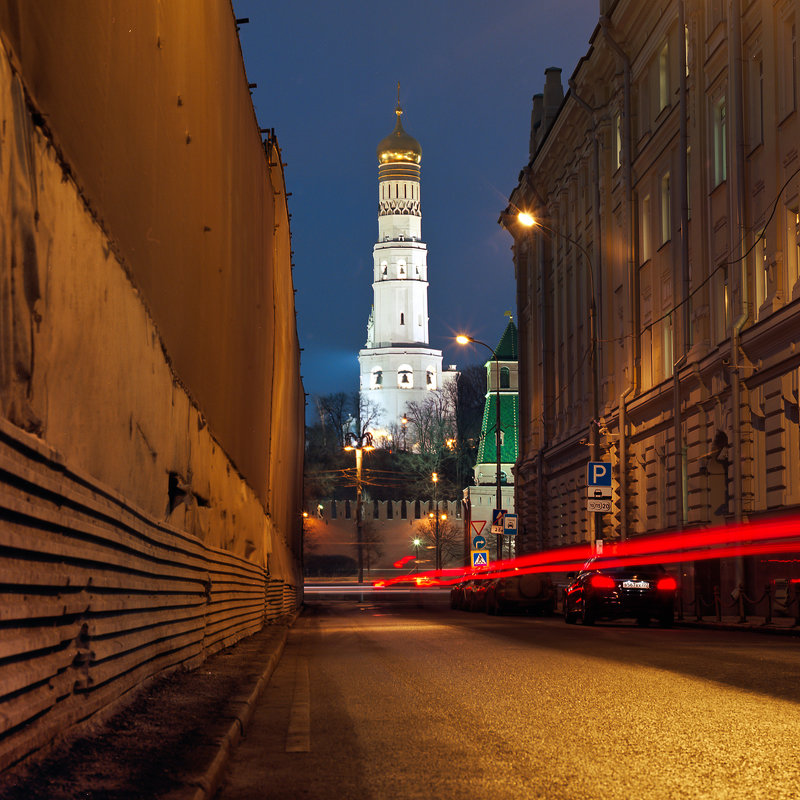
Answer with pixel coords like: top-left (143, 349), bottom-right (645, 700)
top-left (185, 611), bottom-right (299, 800)
top-left (675, 619), bottom-right (800, 637)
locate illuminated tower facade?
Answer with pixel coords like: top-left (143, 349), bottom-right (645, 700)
top-left (359, 102), bottom-right (453, 445)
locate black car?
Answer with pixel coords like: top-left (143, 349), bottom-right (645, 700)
top-left (485, 573), bottom-right (556, 616)
top-left (563, 560), bottom-right (677, 626)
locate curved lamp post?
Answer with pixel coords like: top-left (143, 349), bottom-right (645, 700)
top-left (456, 334), bottom-right (504, 560)
top-left (517, 212), bottom-right (601, 545)
top-left (344, 431), bottom-right (374, 583)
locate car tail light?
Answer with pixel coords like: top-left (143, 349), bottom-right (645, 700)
top-left (657, 576), bottom-right (678, 591)
top-left (590, 575), bottom-right (616, 589)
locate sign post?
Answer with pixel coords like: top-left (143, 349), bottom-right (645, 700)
top-left (586, 461), bottom-right (612, 514)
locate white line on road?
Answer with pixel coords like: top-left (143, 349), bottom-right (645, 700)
top-left (285, 657), bottom-right (310, 753)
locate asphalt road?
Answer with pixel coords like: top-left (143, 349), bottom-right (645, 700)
top-left (218, 597), bottom-right (800, 800)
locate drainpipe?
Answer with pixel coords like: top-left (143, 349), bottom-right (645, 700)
top-left (601, 16), bottom-right (636, 541)
top-left (674, 0), bottom-right (690, 532)
top-left (730, 0), bottom-right (748, 581)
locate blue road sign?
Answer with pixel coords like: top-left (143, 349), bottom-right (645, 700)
top-left (503, 513), bottom-right (518, 534)
top-left (587, 462), bottom-right (612, 487)
top-left (472, 535), bottom-right (487, 550)
top-left (471, 550), bottom-right (490, 567)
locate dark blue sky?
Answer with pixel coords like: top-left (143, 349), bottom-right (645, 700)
top-left (232, 0), bottom-right (599, 406)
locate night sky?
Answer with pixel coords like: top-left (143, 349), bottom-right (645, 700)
top-left (232, 0), bottom-right (599, 411)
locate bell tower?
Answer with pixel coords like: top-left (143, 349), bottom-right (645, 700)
top-left (358, 98), bottom-right (453, 445)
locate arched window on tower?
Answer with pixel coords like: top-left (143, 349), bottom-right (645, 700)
top-left (398, 262), bottom-right (406, 278)
top-left (500, 367), bottom-right (510, 389)
top-left (400, 313), bottom-right (405, 325)
top-left (398, 366), bottom-right (413, 388)
top-left (371, 368), bottom-right (383, 388)
top-left (381, 262), bottom-right (388, 278)
top-left (426, 368), bottom-right (436, 390)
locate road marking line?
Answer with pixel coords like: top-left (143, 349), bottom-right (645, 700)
top-left (285, 657), bottom-right (310, 752)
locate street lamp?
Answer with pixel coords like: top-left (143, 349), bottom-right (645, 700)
top-left (517, 212), bottom-right (601, 545)
top-left (344, 431), bottom-right (375, 583)
top-left (431, 472), bottom-right (441, 571)
top-left (456, 333), bottom-right (504, 560)
top-left (412, 537), bottom-right (421, 571)
top-left (401, 415), bottom-right (408, 452)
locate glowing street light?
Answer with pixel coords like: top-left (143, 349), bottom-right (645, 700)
top-left (344, 431), bottom-right (375, 583)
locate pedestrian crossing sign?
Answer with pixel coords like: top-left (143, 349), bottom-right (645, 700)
top-left (471, 550), bottom-right (490, 567)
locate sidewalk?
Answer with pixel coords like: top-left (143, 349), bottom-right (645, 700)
top-left (0, 615), bottom-right (298, 800)
top-left (676, 613), bottom-right (800, 636)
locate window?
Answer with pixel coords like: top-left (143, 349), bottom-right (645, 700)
top-left (641, 194), bottom-right (652, 263)
top-left (686, 147), bottom-right (692, 220)
top-left (381, 261), bottom-right (388, 278)
top-left (662, 313), bottom-right (674, 379)
top-left (660, 172), bottom-right (671, 245)
top-left (754, 234), bottom-right (768, 311)
top-left (500, 367), bottom-right (510, 388)
top-left (779, 15), bottom-right (797, 119)
top-left (400, 313), bottom-right (405, 325)
top-left (786, 207), bottom-right (800, 299)
top-left (398, 262), bottom-right (406, 278)
top-left (371, 368), bottom-right (383, 388)
top-left (613, 111), bottom-right (622, 170)
top-left (746, 52), bottom-right (764, 148)
top-left (715, 265), bottom-right (729, 342)
top-left (658, 41), bottom-right (670, 111)
top-left (712, 95), bottom-right (727, 187)
top-left (398, 366), bottom-right (413, 388)
top-left (426, 369), bottom-right (436, 389)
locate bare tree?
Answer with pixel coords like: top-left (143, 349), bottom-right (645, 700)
top-left (404, 390), bottom-right (456, 455)
top-left (354, 393), bottom-right (383, 439)
top-left (317, 392), bottom-right (352, 450)
top-left (414, 515), bottom-right (463, 568)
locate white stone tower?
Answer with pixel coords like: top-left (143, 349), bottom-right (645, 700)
top-left (359, 100), bottom-right (452, 445)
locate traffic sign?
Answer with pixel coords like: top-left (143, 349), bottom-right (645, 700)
top-left (587, 498), bottom-right (612, 513)
top-left (470, 520), bottom-right (486, 536)
top-left (587, 461), bottom-right (612, 500)
top-left (503, 513), bottom-right (518, 535)
top-left (471, 550), bottom-right (490, 567)
top-left (491, 508), bottom-right (507, 534)
top-left (472, 535), bottom-right (487, 550)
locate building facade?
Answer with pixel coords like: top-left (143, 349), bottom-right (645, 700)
top-left (359, 103), bottom-right (457, 444)
top-left (502, 0), bottom-right (800, 590)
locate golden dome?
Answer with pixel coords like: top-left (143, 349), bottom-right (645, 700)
top-left (376, 106), bottom-right (422, 165)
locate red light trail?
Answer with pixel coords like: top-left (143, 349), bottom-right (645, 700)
top-left (373, 513), bottom-right (800, 589)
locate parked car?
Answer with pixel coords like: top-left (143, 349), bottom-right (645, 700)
top-left (485, 573), bottom-right (555, 615)
top-left (564, 560), bottom-right (677, 626)
top-left (450, 578), bottom-right (479, 610)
